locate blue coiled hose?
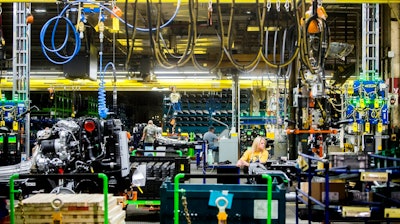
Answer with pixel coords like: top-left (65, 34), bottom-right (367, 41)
top-left (98, 62), bottom-right (116, 119)
top-left (40, 3), bottom-right (81, 64)
top-left (40, 0), bottom-right (181, 64)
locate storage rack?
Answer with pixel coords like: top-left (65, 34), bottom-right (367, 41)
top-left (162, 89), bottom-right (251, 135)
top-left (295, 152), bottom-right (400, 223)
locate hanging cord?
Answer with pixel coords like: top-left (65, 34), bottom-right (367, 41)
top-left (40, 2), bottom-right (81, 64)
top-left (191, 0), bottom-right (224, 71)
top-left (219, 0), bottom-right (265, 72)
top-left (41, 0), bottom-right (181, 65)
top-left (298, 0), bottom-right (329, 74)
top-left (154, 0), bottom-right (195, 68)
top-left (98, 8), bottom-right (108, 119)
top-left (124, 0), bottom-right (129, 56)
top-left (101, 62), bottom-right (117, 115)
top-left (125, 0), bottom-right (138, 69)
top-left (146, 0), bottom-right (155, 57)
top-left (261, 0), bottom-right (300, 68)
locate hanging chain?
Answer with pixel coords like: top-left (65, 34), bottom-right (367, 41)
top-left (276, 0), bottom-right (280, 12)
top-left (18, 193), bottom-right (26, 224)
top-left (181, 191), bottom-right (191, 224)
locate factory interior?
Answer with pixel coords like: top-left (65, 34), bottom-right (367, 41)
top-left (0, 0), bottom-right (400, 223)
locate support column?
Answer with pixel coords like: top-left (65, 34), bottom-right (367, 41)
top-left (391, 4), bottom-right (400, 128)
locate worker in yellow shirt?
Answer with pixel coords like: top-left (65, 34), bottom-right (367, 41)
top-left (236, 136), bottom-right (269, 168)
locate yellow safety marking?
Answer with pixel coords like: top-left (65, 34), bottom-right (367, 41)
top-left (352, 123), bottom-right (358, 132)
top-left (385, 208), bottom-right (400, 218)
top-left (342, 206), bottom-right (370, 218)
top-left (360, 172), bottom-right (388, 182)
top-left (365, 122), bottom-right (370, 133)
top-left (377, 122), bottom-right (383, 133)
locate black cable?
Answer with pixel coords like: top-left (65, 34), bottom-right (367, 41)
top-left (146, 0), bottom-right (155, 58)
top-left (124, 0), bottom-right (129, 56)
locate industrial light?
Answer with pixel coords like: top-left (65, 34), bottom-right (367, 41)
top-left (34, 8), bottom-right (47, 13)
top-left (154, 70), bottom-right (211, 75)
top-left (247, 26), bottom-right (280, 32)
top-left (156, 75), bottom-right (215, 80)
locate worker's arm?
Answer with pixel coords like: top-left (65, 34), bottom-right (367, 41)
top-left (141, 128), bottom-right (146, 141)
top-left (236, 150), bottom-right (251, 167)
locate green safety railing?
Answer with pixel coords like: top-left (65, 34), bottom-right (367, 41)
top-left (173, 173), bottom-right (273, 224)
top-left (9, 173), bottom-right (109, 224)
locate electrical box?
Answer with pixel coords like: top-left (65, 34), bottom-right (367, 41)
top-left (218, 136), bottom-right (239, 164)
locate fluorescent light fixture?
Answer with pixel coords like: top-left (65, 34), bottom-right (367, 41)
top-left (154, 70), bottom-right (211, 75)
top-left (157, 75), bottom-right (215, 80)
top-left (34, 8), bottom-right (47, 13)
top-left (151, 87), bottom-right (169, 91)
top-left (247, 26), bottom-right (280, 32)
top-left (116, 39), bottom-right (147, 47)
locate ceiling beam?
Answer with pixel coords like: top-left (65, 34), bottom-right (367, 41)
top-left (2, 0), bottom-right (400, 3)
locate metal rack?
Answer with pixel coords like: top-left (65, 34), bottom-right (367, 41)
top-left (295, 152), bottom-right (400, 223)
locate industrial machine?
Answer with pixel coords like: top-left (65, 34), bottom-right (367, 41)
top-left (12, 117), bottom-right (132, 195)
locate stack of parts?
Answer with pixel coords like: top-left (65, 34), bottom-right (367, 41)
top-left (15, 193), bottom-right (126, 224)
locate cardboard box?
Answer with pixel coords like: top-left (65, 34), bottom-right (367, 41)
top-left (300, 182), bottom-right (346, 202)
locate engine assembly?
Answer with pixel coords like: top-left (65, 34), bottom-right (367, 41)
top-left (29, 117), bottom-right (131, 194)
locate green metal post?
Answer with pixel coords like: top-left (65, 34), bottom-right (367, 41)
top-left (262, 174), bottom-right (272, 224)
top-left (174, 173), bottom-right (185, 224)
top-left (9, 173), bottom-right (20, 224)
top-left (98, 173), bottom-right (109, 224)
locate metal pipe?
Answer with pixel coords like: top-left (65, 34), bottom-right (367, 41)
top-left (9, 173), bottom-right (19, 224)
top-left (98, 173), bottom-right (109, 224)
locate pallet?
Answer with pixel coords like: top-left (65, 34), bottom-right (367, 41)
top-left (14, 194), bottom-right (125, 224)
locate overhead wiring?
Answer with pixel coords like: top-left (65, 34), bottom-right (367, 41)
top-left (40, 2), bottom-right (81, 64)
top-left (153, 0), bottom-right (195, 68)
top-left (261, 0), bottom-right (300, 69)
top-left (218, 0), bottom-right (265, 72)
top-left (191, 0), bottom-right (224, 71)
top-left (125, 0), bottom-right (138, 69)
top-left (298, 0), bottom-right (330, 74)
top-left (124, 0), bottom-right (130, 56)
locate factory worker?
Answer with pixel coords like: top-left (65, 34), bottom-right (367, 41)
top-left (236, 136), bottom-right (269, 168)
top-left (141, 120), bottom-right (158, 156)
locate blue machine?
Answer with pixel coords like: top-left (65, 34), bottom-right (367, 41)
top-left (160, 177), bottom-right (286, 224)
